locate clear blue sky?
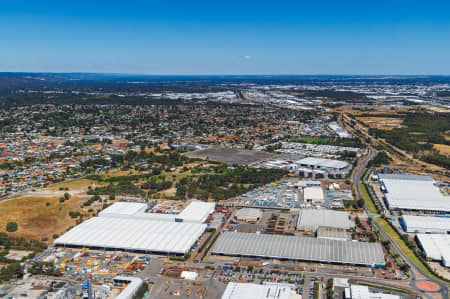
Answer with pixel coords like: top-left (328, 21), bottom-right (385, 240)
top-left (1, 0), bottom-right (449, 75)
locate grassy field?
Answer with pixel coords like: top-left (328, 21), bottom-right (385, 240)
top-left (359, 183), bottom-right (378, 214)
top-left (376, 218), bottom-right (448, 283)
top-left (0, 178), bottom-right (100, 241)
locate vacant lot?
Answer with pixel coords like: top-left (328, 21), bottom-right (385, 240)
top-left (358, 117), bottom-right (403, 130)
top-left (433, 144), bottom-right (450, 156)
top-left (186, 148), bottom-right (273, 165)
top-left (0, 179), bottom-right (102, 241)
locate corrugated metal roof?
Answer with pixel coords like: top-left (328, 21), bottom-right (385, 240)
top-left (296, 157), bottom-right (348, 169)
top-left (213, 232), bottom-right (385, 266)
top-left (417, 234), bottom-right (450, 266)
top-left (54, 217), bottom-right (206, 254)
top-left (221, 282), bottom-right (296, 299)
top-left (297, 209), bottom-right (353, 231)
top-left (401, 215), bottom-right (450, 233)
top-left (379, 174), bottom-right (450, 212)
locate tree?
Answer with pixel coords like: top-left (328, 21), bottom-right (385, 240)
top-left (6, 222), bottom-right (18, 232)
top-left (64, 192), bottom-right (70, 201)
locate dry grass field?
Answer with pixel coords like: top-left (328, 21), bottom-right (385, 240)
top-left (433, 144), bottom-right (450, 156)
top-left (357, 117), bottom-right (403, 130)
top-left (0, 178), bottom-right (102, 242)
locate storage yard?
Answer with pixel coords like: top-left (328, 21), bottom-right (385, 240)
top-left (212, 232), bottom-right (386, 267)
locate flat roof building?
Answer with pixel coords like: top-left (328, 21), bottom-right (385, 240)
top-left (221, 282), bottom-right (300, 299)
top-left (54, 201), bottom-right (213, 255)
top-left (235, 208), bottom-right (263, 223)
top-left (345, 285), bottom-right (400, 299)
top-left (378, 174), bottom-right (450, 214)
top-left (303, 187), bottom-right (325, 205)
top-left (99, 201), bottom-right (215, 223)
top-left (416, 234), bottom-right (450, 267)
top-left (54, 216), bottom-right (206, 255)
top-left (297, 209), bottom-right (353, 232)
top-left (296, 157), bottom-right (349, 171)
top-left (213, 232), bottom-right (385, 267)
top-left (401, 215), bottom-right (450, 234)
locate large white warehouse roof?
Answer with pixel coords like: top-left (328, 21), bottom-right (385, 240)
top-left (213, 232), bottom-right (385, 266)
top-left (297, 209), bottom-right (353, 232)
top-left (296, 157), bottom-right (349, 170)
top-left (54, 216), bottom-right (206, 254)
top-left (221, 282), bottom-right (299, 299)
top-left (401, 215), bottom-right (450, 234)
top-left (416, 234), bottom-right (450, 267)
top-left (177, 201), bottom-right (215, 223)
top-left (99, 201), bottom-right (214, 223)
top-left (379, 174), bottom-right (450, 212)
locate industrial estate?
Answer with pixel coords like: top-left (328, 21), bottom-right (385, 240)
top-left (0, 74), bottom-right (448, 299)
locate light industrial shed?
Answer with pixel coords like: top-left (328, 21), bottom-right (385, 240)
top-left (54, 217), bottom-right (206, 255)
top-left (297, 209), bottom-right (353, 232)
top-left (416, 234), bottom-right (450, 267)
top-left (303, 187), bottom-right (325, 205)
top-left (98, 201), bottom-right (214, 223)
top-left (401, 215), bottom-right (450, 234)
top-left (296, 157), bottom-right (349, 171)
top-left (221, 282), bottom-right (299, 299)
top-left (235, 208), bottom-right (262, 223)
top-left (378, 174), bottom-right (450, 214)
top-left (213, 232), bottom-right (385, 267)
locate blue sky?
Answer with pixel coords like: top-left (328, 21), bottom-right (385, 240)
top-left (1, 0), bottom-right (449, 74)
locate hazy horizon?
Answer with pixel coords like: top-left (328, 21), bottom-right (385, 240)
top-left (1, 0), bottom-right (450, 74)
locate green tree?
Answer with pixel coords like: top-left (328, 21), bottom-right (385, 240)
top-left (6, 222), bottom-right (18, 232)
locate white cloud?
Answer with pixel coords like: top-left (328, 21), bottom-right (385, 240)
top-left (243, 55), bottom-right (252, 60)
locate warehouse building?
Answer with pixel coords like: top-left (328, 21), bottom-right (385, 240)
top-left (296, 157), bottom-right (349, 171)
top-left (401, 215), bottom-right (450, 234)
top-left (344, 285), bottom-right (400, 299)
top-left (297, 209), bottom-right (353, 232)
top-left (98, 201), bottom-right (215, 223)
top-left (416, 234), bottom-right (450, 267)
top-left (54, 201), bottom-right (214, 255)
top-left (221, 282), bottom-right (300, 299)
top-left (303, 187), bottom-right (325, 205)
top-left (235, 208), bottom-right (262, 223)
top-left (54, 217), bottom-right (206, 255)
top-left (378, 174), bottom-right (450, 214)
top-left (213, 232), bottom-right (385, 267)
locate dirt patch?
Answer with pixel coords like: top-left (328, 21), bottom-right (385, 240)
top-left (416, 281), bottom-right (440, 292)
top-left (5, 250), bottom-right (33, 261)
top-left (433, 144), bottom-right (450, 156)
top-left (357, 117), bottom-right (403, 130)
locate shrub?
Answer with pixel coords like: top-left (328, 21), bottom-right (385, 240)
top-left (6, 222), bottom-right (18, 232)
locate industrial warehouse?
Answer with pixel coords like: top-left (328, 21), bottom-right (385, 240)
top-left (54, 201), bottom-right (214, 254)
top-left (401, 215), bottom-right (450, 234)
top-left (296, 209), bottom-right (353, 232)
top-left (378, 174), bottom-right (450, 214)
top-left (416, 234), bottom-right (450, 267)
top-left (221, 282), bottom-right (300, 299)
top-left (212, 232), bottom-right (385, 267)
